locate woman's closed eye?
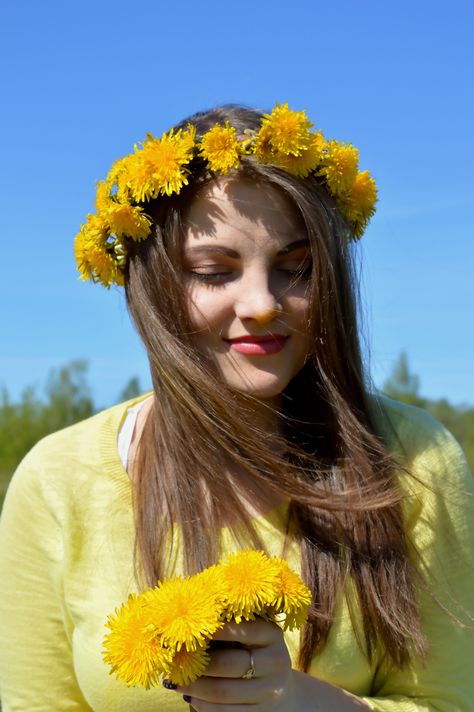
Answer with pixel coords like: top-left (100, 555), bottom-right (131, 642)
top-left (186, 249), bottom-right (312, 286)
top-left (188, 268), bottom-right (234, 285)
top-left (278, 257), bottom-right (312, 279)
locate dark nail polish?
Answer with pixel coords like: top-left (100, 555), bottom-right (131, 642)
top-left (162, 679), bottom-right (178, 690)
top-left (183, 694), bottom-right (192, 703)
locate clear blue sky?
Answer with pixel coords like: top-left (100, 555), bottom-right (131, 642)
top-left (1, 0), bottom-right (473, 408)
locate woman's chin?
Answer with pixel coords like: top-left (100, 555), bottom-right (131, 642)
top-left (226, 378), bottom-right (288, 401)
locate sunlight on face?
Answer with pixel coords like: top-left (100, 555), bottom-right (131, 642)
top-left (182, 178), bottom-right (312, 402)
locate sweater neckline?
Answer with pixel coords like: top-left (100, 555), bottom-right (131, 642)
top-left (98, 393), bottom-right (289, 529)
top-left (99, 394), bottom-right (151, 505)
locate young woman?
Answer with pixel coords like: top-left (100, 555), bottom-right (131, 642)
top-left (0, 103), bottom-right (473, 711)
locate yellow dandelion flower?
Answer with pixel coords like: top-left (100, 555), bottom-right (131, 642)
top-left (219, 549), bottom-right (280, 623)
top-left (128, 127), bottom-right (196, 202)
top-left (273, 132), bottom-right (326, 177)
top-left (164, 645), bottom-right (211, 686)
top-left (103, 593), bottom-right (170, 688)
top-left (255, 102), bottom-right (313, 158)
top-left (74, 228), bottom-right (97, 282)
top-left (318, 140), bottom-right (359, 196)
top-left (337, 170), bottom-right (377, 239)
top-left (267, 559), bottom-right (311, 630)
top-left (252, 126), bottom-right (277, 164)
top-left (105, 154), bottom-right (135, 203)
top-left (95, 181), bottom-right (112, 212)
top-left (193, 564), bottom-right (229, 605)
top-left (74, 214), bottom-right (123, 287)
top-left (81, 212), bottom-right (109, 243)
top-left (142, 575), bottom-right (223, 651)
top-left (89, 246), bottom-right (124, 287)
top-left (103, 202), bottom-right (152, 242)
top-left (338, 169), bottom-right (377, 228)
top-left (200, 122), bottom-right (241, 173)
top-left (116, 153), bottom-right (151, 204)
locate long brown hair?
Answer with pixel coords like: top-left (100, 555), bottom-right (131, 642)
top-left (125, 105), bottom-right (427, 670)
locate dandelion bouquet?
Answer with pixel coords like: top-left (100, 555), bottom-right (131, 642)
top-left (103, 549), bottom-right (311, 688)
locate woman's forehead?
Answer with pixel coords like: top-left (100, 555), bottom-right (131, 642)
top-left (182, 177), bottom-right (305, 243)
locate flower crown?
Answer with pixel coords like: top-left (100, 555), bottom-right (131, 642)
top-left (74, 102), bottom-right (377, 288)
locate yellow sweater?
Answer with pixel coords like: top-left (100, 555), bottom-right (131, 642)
top-left (0, 395), bottom-right (473, 711)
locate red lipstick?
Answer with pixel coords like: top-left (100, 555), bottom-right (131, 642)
top-left (225, 334), bottom-right (289, 355)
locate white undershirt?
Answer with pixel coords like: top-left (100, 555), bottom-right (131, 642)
top-left (117, 398), bottom-right (151, 469)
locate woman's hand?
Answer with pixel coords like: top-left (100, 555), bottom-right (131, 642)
top-left (170, 618), bottom-right (298, 711)
top-left (164, 617), bottom-right (372, 710)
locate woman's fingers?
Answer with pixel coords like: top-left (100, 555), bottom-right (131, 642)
top-left (205, 646), bottom-right (260, 679)
top-left (184, 703), bottom-right (261, 712)
top-left (211, 618), bottom-right (283, 648)
top-left (180, 677), bottom-right (265, 705)
top-left (171, 620), bottom-right (294, 709)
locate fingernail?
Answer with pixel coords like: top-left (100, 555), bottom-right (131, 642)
top-left (183, 694), bottom-right (192, 703)
top-left (162, 679), bottom-right (177, 690)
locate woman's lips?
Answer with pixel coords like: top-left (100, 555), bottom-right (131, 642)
top-left (224, 335), bottom-right (289, 355)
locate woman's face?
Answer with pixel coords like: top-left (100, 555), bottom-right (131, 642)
top-left (182, 177), bottom-right (312, 402)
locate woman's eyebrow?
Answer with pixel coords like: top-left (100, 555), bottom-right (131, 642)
top-left (184, 238), bottom-right (309, 259)
top-left (184, 245), bottom-right (239, 258)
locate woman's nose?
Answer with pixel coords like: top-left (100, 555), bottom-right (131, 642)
top-left (234, 272), bottom-right (283, 325)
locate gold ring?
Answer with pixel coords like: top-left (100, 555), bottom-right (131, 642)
top-left (241, 649), bottom-right (256, 679)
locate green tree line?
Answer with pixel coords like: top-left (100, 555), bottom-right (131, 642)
top-left (1, 355), bottom-right (473, 511)
top-left (0, 361), bottom-right (142, 510)
top-left (382, 352), bottom-right (474, 469)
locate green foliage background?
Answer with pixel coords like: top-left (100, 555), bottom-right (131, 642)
top-left (1, 355), bottom-right (473, 511)
top-left (0, 361), bottom-right (141, 511)
top-left (382, 353), bottom-right (474, 470)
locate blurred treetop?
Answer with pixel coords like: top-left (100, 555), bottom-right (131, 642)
top-left (382, 352), bottom-right (474, 468)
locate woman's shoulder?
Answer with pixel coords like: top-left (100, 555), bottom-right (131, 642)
top-left (370, 391), bottom-right (445, 435)
top-left (21, 398), bottom-right (131, 461)
top-left (369, 392), bottom-right (473, 511)
top-left (6, 394), bottom-right (151, 500)
top-left (370, 391), bottom-right (466, 465)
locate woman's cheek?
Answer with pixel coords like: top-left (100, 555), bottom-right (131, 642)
top-left (187, 291), bottom-right (228, 332)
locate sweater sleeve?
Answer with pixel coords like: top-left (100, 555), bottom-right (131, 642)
top-left (0, 445), bottom-right (93, 711)
top-left (359, 406), bottom-right (474, 712)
